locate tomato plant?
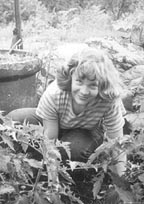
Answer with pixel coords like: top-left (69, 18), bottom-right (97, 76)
top-left (0, 111), bottom-right (144, 204)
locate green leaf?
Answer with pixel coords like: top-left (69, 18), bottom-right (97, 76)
top-left (0, 155), bottom-right (11, 172)
top-left (56, 141), bottom-right (71, 159)
top-left (23, 158), bottom-right (43, 169)
top-left (61, 188), bottom-right (84, 204)
top-left (0, 124), bottom-right (7, 131)
top-left (92, 172), bottom-right (104, 199)
top-left (110, 172), bottom-right (131, 190)
top-left (1, 134), bottom-right (15, 151)
top-left (138, 173), bottom-right (144, 184)
top-left (22, 162), bottom-right (34, 178)
top-left (50, 192), bottom-right (66, 204)
top-left (59, 169), bottom-right (75, 184)
top-left (17, 135), bottom-right (30, 152)
top-left (15, 195), bottom-right (31, 204)
top-left (0, 184), bottom-right (15, 195)
top-left (21, 142), bottom-right (29, 153)
top-left (115, 186), bottom-right (136, 202)
top-left (34, 191), bottom-right (50, 204)
top-left (48, 149), bottom-right (61, 160)
top-left (13, 158), bottom-right (21, 174)
top-left (68, 161), bottom-right (80, 171)
top-left (104, 188), bottom-right (121, 204)
top-left (101, 160), bottom-right (109, 172)
top-left (88, 141), bottom-right (114, 164)
top-left (137, 151), bottom-right (144, 160)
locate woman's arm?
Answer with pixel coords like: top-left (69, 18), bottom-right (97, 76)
top-left (104, 99), bottom-right (127, 176)
top-left (43, 119), bottom-right (59, 140)
top-left (36, 81), bottom-right (60, 140)
top-left (106, 128), bottom-right (123, 140)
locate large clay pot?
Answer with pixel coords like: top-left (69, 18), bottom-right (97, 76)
top-left (0, 49), bottom-right (41, 115)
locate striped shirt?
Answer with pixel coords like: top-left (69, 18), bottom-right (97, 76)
top-left (36, 80), bottom-right (126, 135)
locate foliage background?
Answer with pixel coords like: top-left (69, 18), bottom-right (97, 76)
top-left (0, 0), bottom-right (144, 52)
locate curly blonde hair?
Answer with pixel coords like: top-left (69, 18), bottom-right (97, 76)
top-left (57, 47), bottom-right (122, 100)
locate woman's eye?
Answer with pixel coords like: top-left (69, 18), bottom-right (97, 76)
top-left (76, 79), bottom-right (82, 83)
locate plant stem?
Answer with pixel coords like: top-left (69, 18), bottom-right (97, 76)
top-left (32, 159), bottom-right (44, 192)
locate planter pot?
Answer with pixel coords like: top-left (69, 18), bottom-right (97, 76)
top-left (0, 49), bottom-right (41, 115)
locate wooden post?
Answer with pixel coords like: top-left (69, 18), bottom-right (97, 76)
top-left (10, 0), bottom-right (23, 50)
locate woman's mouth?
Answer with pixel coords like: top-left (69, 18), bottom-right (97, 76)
top-left (78, 95), bottom-right (89, 100)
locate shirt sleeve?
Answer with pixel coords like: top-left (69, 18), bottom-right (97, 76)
top-left (36, 82), bottom-right (58, 121)
top-left (104, 98), bottom-right (126, 134)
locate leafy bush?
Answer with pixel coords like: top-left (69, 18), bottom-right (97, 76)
top-left (0, 0), bottom-right (47, 24)
top-left (0, 0), bottom-right (14, 24)
top-left (93, 0), bottom-right (144, 20)
top-left (39, 0), bottom-right (144, 20)
top-left (0, 111), bottom-right (144, 203)
top-left (56, 6), bottom-right (113, 42)
top-left (1, 0), bottom-right (144, 25)
top-left (0, 112), bottom-right (81, 204)
top-left (39, 0), bottom-right (95, 11)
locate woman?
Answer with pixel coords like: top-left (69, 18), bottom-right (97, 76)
top-left (7, 47), bottom-right (126, 175)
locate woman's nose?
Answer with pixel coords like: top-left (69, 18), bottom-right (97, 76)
top-left (80, 86), bottom-right (89, 95)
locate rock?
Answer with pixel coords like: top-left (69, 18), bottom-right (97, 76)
top-left (121, 65), bottom-right (144, 87)
top-left (125, 112), bottom-right (144, 129)
top-left (130, 21), bottom-right (144, 48)
top-left (121, 65), bottom-right (144, 113)
top-left (85, 37), bottom-right (144, 71)
top-left (121, 90), bottom-right (134, 112)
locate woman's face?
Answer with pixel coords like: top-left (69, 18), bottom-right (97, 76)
top-left (71, 72), bottom-right (99, 106)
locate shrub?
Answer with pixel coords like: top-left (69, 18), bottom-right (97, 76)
top-left (0, 111), bottom-right (144, 203)
top-left (0, 0), bottom-right (47, 24)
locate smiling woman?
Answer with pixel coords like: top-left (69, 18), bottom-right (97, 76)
top-left (7, 47), bottom-right (126, 176)
top-left (57, 47), bottom-right (122, 99)
top-left (71, 76), bottom-right (99, 114)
